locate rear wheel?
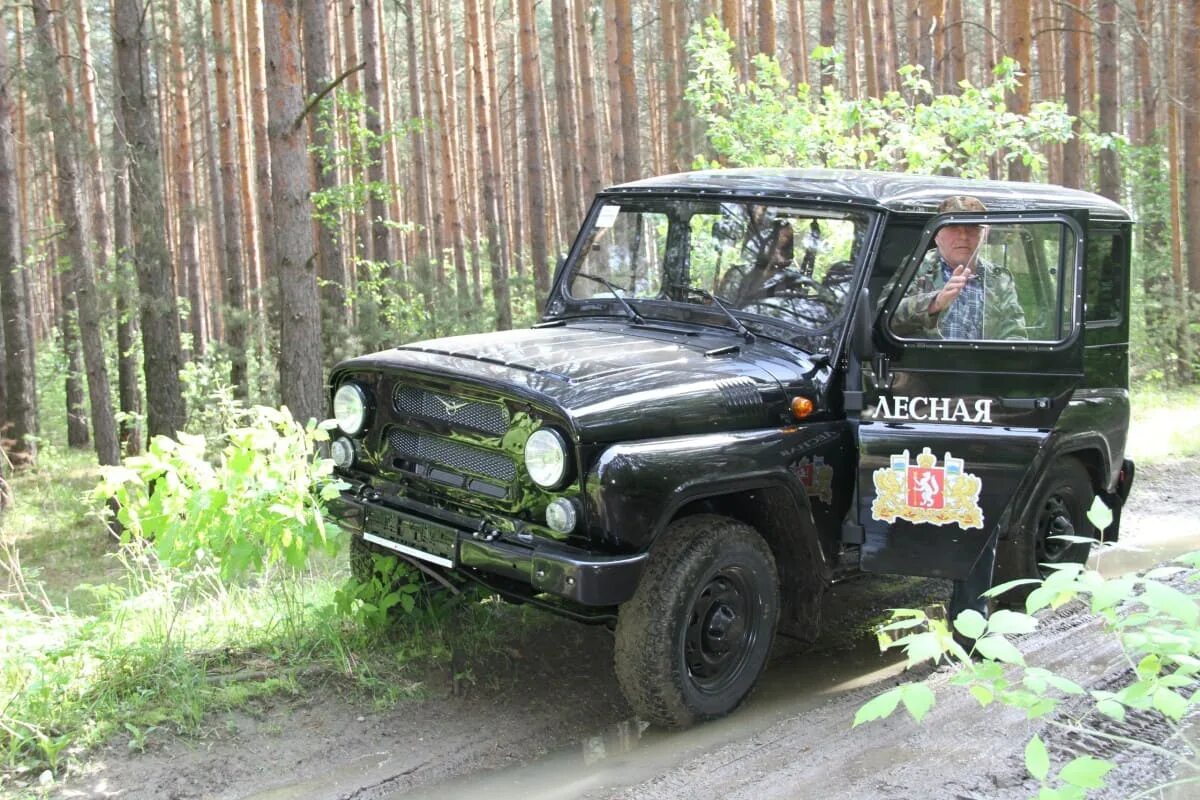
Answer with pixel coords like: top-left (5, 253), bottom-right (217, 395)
top-left (614, 515), bottom-right (779, 728)
top-left (992, 457), bottom-right (1096, 607)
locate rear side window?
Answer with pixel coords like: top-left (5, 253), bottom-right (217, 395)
top-left (887, 220), bottom-right (1077, 344)
top-left (1085, 229), bottom-right (1125, 325)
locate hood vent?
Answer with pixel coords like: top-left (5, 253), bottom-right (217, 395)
top-left (716, 378), bottom-right (763, 414)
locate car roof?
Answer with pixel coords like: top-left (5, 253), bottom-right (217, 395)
top-left (604, 168), bottom-right (1131, 220)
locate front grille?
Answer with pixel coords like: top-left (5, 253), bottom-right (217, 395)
top-left (388, 427), bottom-right (517, 482)
top-left (392, 385), bottom-right (510, 435)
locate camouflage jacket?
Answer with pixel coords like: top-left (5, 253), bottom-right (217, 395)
top-left (890, 255), bottom-right (1027, 340)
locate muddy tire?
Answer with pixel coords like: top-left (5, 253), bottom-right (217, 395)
top-left (993, 457), bottom-right (1096, 607)
top-left (614, 515), bottom-right (779, 728)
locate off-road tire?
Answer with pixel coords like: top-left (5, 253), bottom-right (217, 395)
top-left (993, 456), bottom-right (1096, 607)
top-left (614, 514), bottom-right (779, 728)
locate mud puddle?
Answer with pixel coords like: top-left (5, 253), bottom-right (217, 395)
top-left (387, 637), bottom-right (906, 800)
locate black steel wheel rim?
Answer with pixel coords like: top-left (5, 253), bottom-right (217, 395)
top-left (684, 566), bottom-right (761, 694)
top-left (1036, 492), bottom-right (1076, 563)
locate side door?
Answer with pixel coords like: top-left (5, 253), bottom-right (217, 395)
top-left (857, 211), bottom-right (1087, 580)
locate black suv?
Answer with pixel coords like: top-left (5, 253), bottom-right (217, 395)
top-left (326, 169), bottom-right (1135, 727)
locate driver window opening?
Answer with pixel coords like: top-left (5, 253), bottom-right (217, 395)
top-left (888, 220), bottom-right (1077, 343)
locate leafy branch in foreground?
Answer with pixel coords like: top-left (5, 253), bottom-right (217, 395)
top-left (93, 406), bottom-right (345, 579)
top-left (854, 553), bottom-right (1200, 800)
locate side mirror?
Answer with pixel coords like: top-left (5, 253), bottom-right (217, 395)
top-left (851, 286), bottom-right (874, 360)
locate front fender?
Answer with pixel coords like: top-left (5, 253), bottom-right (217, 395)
top-left (584, 423), bottom-right (849, 552)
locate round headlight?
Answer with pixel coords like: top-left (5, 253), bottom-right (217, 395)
top-left (330, 437), bottom-right (355, 468)
top-left (545, 498), bottom-right (578, 533)
top-left (333, 383), bottom-right (368, 435)
top-left (524, 428), bottom-right (569, 488)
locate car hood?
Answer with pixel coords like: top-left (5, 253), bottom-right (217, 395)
top-left (334, 321), bottom-right (827, 442)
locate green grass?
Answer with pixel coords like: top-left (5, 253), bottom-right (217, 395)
top-left (0, 447), bottom-right (529, 789)
top-left (1129, 387), bottom-right (1200, 463)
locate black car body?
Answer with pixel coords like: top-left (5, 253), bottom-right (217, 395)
top-left (327, 169), bottom-right (1135, 727)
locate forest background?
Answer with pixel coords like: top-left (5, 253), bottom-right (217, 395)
top-left (0, 0), bottom-right (1198, 469)
top-left (0, 0), bottom-right (1199, 787)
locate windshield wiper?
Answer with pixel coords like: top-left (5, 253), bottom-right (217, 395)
top-left (573, 272), bottom-right (645, 325)
top-left (676, 285), bottom-right (756, 343)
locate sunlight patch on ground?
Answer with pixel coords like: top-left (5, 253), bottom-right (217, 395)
top-left (1128, 390), bottom-right (1200, 463)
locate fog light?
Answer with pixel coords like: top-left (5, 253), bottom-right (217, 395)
top-left (545, 498), bottom-right (578, 533)
top-left (330, 437), bottom-right (355, 468)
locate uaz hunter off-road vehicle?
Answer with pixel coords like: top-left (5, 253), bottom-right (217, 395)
top-left (326, 169), bottom-right (1135, 727)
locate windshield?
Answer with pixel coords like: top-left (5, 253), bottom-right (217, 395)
top-left (563, 197), bottom-right (870, 350)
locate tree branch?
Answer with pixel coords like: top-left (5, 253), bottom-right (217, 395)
top-left (293, 61), bottom-right (367, 132)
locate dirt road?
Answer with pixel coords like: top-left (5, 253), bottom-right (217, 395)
top-left (52, 458), bottom-right (1200, 800)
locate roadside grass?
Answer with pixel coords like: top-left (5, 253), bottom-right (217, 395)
top-left (0, 448), bottom-right (539, 790)
top-left (1129, 387), bottom-right (1200, 463)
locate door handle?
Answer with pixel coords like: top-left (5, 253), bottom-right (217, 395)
top-left (999, 397), bottom-right (1051, 410)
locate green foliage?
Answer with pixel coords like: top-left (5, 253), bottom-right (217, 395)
top-left (93, 406), bottom-right (343, 580)
top-left (855, 556), bottom-right (1200, 798)
top-left (686, 18), bottom-right (1073, 179)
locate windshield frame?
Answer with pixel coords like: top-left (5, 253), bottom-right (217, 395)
top-left (545, 191), bottom-right (883, 354)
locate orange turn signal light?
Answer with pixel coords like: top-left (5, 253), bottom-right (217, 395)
top-left (790, 396), bottom-right (814, 420)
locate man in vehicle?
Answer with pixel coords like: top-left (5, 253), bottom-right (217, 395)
top-left (891, 195), bottom-right (1027, 340)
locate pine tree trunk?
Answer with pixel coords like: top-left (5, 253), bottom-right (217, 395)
top-left (518, 0), bottom-right (551, 302)
top-left (789, 0), bottom-right (809, 86)
top-left (1183, 0), bottom-right (1200, 354)
top-left (467, 0), bottom-right (511, 330)
top-left (604, 0), bottom-right (624, 181)
top-left (246, 0), bottom-right (274, 322)
top-left (0, 13), bottom-right (36, 461)
top-left (71, 0), bottom-right (111, 274)
top-left (167, 0), bottom-right (206, 356)
top-left (263, 0), bottom-right (325, 422)
top-left (820, 1), bottom-right (836, 89)
top-left (1061, 0), bottom-right (1084, 188)
top-left (576, 0), bottom-right (604, 193)
top-left (33, 0), bottom-right (119, 465)
top-left (59, 274), bottom-right (88, 447)
top-left (552, 1), bottom-right (582, 229)
top-left (1135, 0), bottom-right (1157, 148)
top-left (859, 0), bottom-right (879, 96)
top-left (615, 0), bottom-right (640, 182)
top-left (111, 106), bottom-right (142, 455)
top-left (404, 0), bottom-right (434, 310)
top-left (362, 0), bottom-right (390, 265)
top-left (114, 0), bottom-right (187, 440)
top-left (759, 0), bottom-right (777, 58)
top-left (1167, 0), bottom-right (1190, 378)
top-left (211, 0), bottom-right (249, 398)
top-left (195, 1), bottom-right (225, 345)
top-left (1006, 0), bottom-right (1032, 181)
top-left (1096, 0), bottom-right (1121, 201)
top-left (482, 0), bottom-right (511, 284)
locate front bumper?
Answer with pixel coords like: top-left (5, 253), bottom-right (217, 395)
top-left (329, 489), bottom-right (645, 607)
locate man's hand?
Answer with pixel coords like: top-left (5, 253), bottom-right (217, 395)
top-left (928, 264), bottom-right (973, 315)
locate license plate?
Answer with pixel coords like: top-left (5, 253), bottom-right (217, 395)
top-left (363, 507), bottom-right (458, 568)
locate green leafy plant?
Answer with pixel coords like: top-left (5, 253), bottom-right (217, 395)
top-left (854, 553), bottom-right (1200, 799)
top-left (94, 406), bottom-right (344, 580)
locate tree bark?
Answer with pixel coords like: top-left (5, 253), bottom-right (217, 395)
top-left (33, 0), bottom-right (119, 464)
top-left (0, 13), bottom-right (36, 461)
top-left (859, 0), bottom-right (879, 96)
top-left (759, 0), bottom-right (777, 58)
top-left (1061, 0), bottom-right (1084, 188)
top-left (518, 0), bottom-right (551, 301)
top-left (71, 0), bottom-right (110, 276)
top-left (111, 98), bottom-right (142, 455)
top-left (467, 0), bottom-right (511, 330)
top-left (1183, 0), bottom-right (1200, 329)
top-left (789, 0), bottom-right (809, 85)
top-left (362, 0), bottom-right (390, 265)
top-left (1135, 0), bottom-right (1157, 148)
top-left (1167, 0), bottom-right (1190, 377)
top-left (819, 0), bottom-right (836, 90)
top-left (552, 0), bottom-right (582, 229)
top-left (1096, 0), bottom-right (1121, 201)
top-left (167, 0), bottom-right (206, 356)
top-left (263, 0), bottom-right (325, 422)
top-left (114, 0), bottom-right (187, 440)
top-left (1006, 0), bottom-right (1032, 181)
top-left (246, 0), bottom-right (274, 320)
top-left (604, 0), bottom-right (624, 181)
top-left (403, 0), bottom-right (434, 308)
top-left (576, 0), bottom-right (604, 192)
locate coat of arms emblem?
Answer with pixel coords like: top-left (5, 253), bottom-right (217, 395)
top-left (792, 455), bottom-right (834, 504)
top-left (870, 447), bottom-right (984, 529)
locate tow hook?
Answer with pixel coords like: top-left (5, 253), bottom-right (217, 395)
top-left (473, 523), bottom-right (501, 542)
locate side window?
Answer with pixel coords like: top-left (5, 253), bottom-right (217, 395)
top-left (1085, 228), bottom-right (1125, 325)
top-left (888, 220), bottom-right (1077, 343)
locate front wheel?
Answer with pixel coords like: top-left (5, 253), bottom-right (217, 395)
top-left (614, 515), bottom-right (779, 728)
